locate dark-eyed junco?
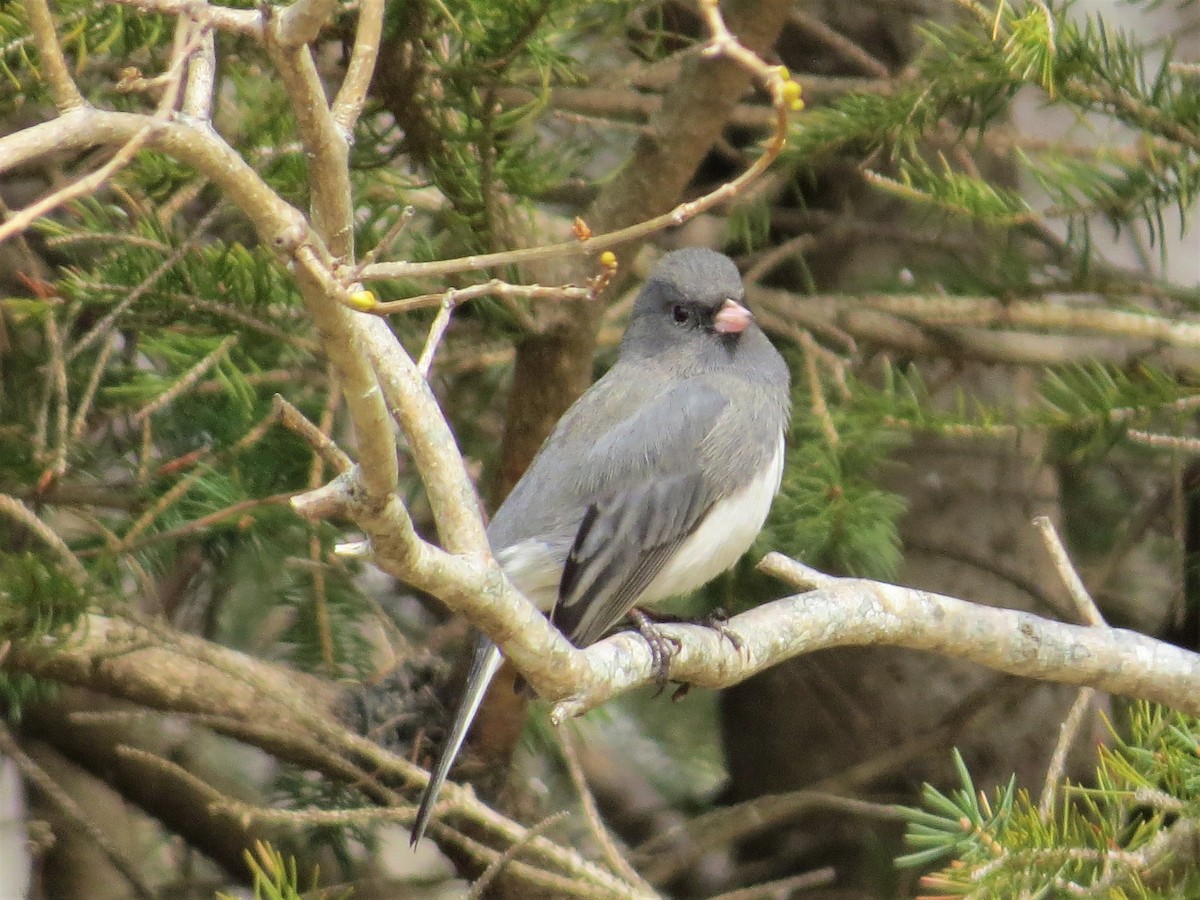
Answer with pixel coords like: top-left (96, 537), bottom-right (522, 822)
top-left (411, 248), bottom-right (791, 845)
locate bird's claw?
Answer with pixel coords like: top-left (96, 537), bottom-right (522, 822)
top-left (705, 606), bottom-right (746, 657)
top-left (629, 608), bottom-right (681, 696)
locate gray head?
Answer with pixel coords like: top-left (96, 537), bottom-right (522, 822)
top-left (619, 248), bottom-right (767, 374)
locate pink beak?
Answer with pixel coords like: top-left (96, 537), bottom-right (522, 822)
top-left (713, 298), bottom-right (753, 334)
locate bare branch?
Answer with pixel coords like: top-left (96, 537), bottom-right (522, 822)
top-left (547, 553), bottom-right (1200, 722)
top-left (1038, 687), bottom-right (1099, 821)
top-left (417, 297), bottom-right (457, 377)
top-left (374, 279), bottom-right (592, 316)
top-left (22, 0), bottom-right (86, 111)
top-left (271, 0), bottom-right (337, 49)
top-left (332, 0), bottom-right (385, 132)
top-left (358, 14), bottom-right (799, 285)
top-left (559, 728), bottom-right (654, 893)
top-left (110, 0), bottom-right (261, 37)
top-left (1033, 516), bottom-right (1105, 627)
top-left (275, 394), bottom-right (353, 474)
top-left (130, 335), bottom-right (239, 424)
top-left (181, 25), bottom-right (216, 120)
top-left (0, 22), bottom-right (206, 245)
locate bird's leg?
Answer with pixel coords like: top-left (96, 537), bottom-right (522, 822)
top-left (627, 608), bottom-right (681, 695)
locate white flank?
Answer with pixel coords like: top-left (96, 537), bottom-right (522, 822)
top-left (496, 540), bottom-right (563, 611)
top-left (641, 430), bottom-right (785, 605)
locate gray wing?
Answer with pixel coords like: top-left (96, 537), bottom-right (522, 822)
top-left (548, 383), bottom-right (730, 647)
top-left (552, 470), bottom-right (714, 646)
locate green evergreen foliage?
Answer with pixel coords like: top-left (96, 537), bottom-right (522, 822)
top-left (785, 0), bottom-right (1200, 248)
top-left (217, 840), bottom-right (345, 900)
top-left (3, 0), bottom-right (1200, 893)
top-left (900, 703), bottom-right (1200, 897)
top-left (762, 378), bottom-right (908, 579)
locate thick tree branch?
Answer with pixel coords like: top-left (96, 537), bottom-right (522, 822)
top-left (545, 553), bottom-right (1200, 721)
top-left (10, 551), bottom-right (1200, 762)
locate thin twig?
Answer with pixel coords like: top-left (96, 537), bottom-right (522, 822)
top-left (706, 867), bottom-right (837, 900)
top-left (69, 334), bottom-right (118, 443)
top-left (130, 335), bottom-right (239, 424)
top-left (374, 279), bottom-right (591, 316)
top-left (0, 22), bottom-right (208, 246)
top-left (1032, 516), bottom-right (1105, 627)
top-left (466, 812), bottom-right (573, 900)
top-left (43, 311), bottom-right (70, 477)
top-left (359, 10), bottom-right (798, 284)
top-left (1037, 686), bottom-right (1098, 822)
top-left (1127, 430), bottom-right (1200, 454)
top-left (788, 10), bottom-right (889, 77)
top-left (309, 378), bottom-right (340, 671)
top-left (274, 394), bottom-right (353, 474)
top-left (417, 297), bottom-right (456, 377)
top-left (1031, 517), bottom-right (1107, 824)
top-left (800, 330), bottom-right (839, 448)
top-left (349, 205), bottom-right (415, 278)
top-left (68, 203), bottom-right (225, 361)
top-left (121, 403), bottom-right (283, 548)
top-left (560, 727), bottom-right (654, 892)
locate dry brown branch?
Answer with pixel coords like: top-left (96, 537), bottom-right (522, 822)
top-left (560, 728), bottom-right (654, 891)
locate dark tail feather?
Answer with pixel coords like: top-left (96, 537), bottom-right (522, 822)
top-left (410, 633), bottom-right (503, 846)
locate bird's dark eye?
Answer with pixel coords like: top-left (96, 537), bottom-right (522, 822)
top-left (671, 304), bottom-right (690, 325)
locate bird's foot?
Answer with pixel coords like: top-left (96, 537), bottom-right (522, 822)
top-left (634, 607), bottom-right (745, 655)
top-left (703, 606), bottom-right (746, 656)
top-left (628, 608), bottom-right (681, 696)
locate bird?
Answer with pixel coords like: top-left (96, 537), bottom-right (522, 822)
top-left (410, 247), bottom-right (791, 846)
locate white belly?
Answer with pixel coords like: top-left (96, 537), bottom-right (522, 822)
top-left (640, 431), bottom-right (785, 605)
top-left (497, 430), bottom-right (785, 611)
